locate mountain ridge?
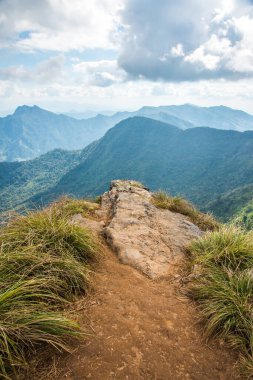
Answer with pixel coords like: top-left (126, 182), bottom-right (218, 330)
top-left (2, 103), bottom-right (253, 162)
top-left (1, 116), bottom-right (253, 216)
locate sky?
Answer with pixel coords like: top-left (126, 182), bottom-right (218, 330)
top-left (1, 0), bottom-right (253, 115)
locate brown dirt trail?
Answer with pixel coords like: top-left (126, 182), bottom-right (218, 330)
top-left (45, 181), bottom-right (239, 380)
top-left (51, 243), bottom-right (238, 380)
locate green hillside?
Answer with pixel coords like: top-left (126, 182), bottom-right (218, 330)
top-left (33, 117), bottom-right (253, 207)
top-left (2, 117), bottom-right (253, 216)
top-left (232, 200), bottom-right (253, 230)
top-left (0, 149), bottom-right (82, 212)
top-left (205, 183), bottom-right (253, 221)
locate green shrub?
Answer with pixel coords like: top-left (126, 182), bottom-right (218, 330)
top-left (153, 191), bottom-right (218, 231)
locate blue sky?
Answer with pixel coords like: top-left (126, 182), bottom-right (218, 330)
top-left (1, 0), bottom-right (253, 115)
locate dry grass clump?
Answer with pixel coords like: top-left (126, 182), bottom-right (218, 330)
top-left (0, 203), bottom-right (98, 378)
top-left (128, 180), bottom-right (146, 189)
top-left (152, 191), bottom-right (218, 231)
top-left (188, 225), bottom-right (253, 377)
top-left (51, 196), bottom-right (100, 219)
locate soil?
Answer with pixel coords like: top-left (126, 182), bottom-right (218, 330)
top-left (37, 181), bottom-right (240, 380)
top-left (47, 243), bottom-right (239, 380)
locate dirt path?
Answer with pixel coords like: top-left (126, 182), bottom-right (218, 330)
top-left (50, 243), bottom-right (239, 380)
top-left (41, 181), bottom-right (240, 380)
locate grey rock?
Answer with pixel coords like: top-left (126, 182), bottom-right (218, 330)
top-left (101, 180), bottom-right (201, 279)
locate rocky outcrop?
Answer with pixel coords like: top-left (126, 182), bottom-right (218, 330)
top-left (99, 180), bottom-right (201, 279)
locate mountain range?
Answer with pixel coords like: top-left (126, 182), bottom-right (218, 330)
top-left (1, 116), bottom-right (253, 221)
top-left (1, 103), bottom-right (253, 162)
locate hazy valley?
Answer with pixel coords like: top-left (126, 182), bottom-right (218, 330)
top-left (1, 109), bottom-right (253, 229)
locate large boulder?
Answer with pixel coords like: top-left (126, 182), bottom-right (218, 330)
top-left (101, 180), bottom-right (201, 279)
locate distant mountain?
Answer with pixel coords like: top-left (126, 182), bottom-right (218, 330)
top-left (137, 104), bottom-right (253, 132)
top-left (2, 117), bottom-right (253, 214)
top-left (0, 105), bottom-right (194, 162)
top-left (43, 117), bottom-right (253, 206)
top-left (2, 103), bottom-right (253, 162)
top-left (64, 110), bottom-right (115, 119)
top-left (0, 105), bottom-right (111, 162)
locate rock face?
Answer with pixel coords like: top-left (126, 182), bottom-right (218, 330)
top-left (100, 180), bottom-right (201, 279)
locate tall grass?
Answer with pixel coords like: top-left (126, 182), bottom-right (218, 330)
top-left (190, 226), bottom-right (253, 271)
top-left (0, 206), bottom-right (98, 263)
top-left (188, 225), bottom-right (253, 377)
top-left (0, 280), bottom-right (81, 379)
top-left (0, 252), bottom-right (90, 298)
top-left (153, 191), bottom-right (218, 231)
top-left (0, 203), bottom-right (98, 378)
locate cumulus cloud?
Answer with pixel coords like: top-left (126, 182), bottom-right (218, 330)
top-left (2, 0), bottom-right (253, 112)
top-left (72, 59), bottom-right (127, 86)
top-left (0, 0), bottom-right (123, 51)
top-left (0, 55), bottom-right (126, 89)
top-left (0, 55), bottom-right (65, 83)
top-left (118, 0), bottom-right (253, 81)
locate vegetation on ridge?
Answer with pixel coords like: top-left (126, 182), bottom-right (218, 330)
top-left (205, 183), bottom-right (253, 223)
top-left (152, 191), bottom-right (219, 231)
top-left (232, 200), bottom-right (253, 231)
top-left (2, 116), bottom-right (253, 218)
top-left (187, 225), bottom-right (253, 377)
top-left (128, 180), bottom-right (146, 189)
top-left (0, 199), bottom-right (99, 378)
top-left (52, 196), bottom-right (100, 219)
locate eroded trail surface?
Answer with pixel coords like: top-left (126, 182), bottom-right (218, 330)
top-left (51, 181), bottom-right (239, 380)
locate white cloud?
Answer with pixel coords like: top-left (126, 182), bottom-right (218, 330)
top-left (118, 0), bottom-right (253, 81)
top-left (171, 44), bottom-right (185, 58)
top-left (72, 59), bottom-right (127, 86)
top-left (0, 0), bottom-right (123, 52)
top-left (1, 0), bottom-right (253, 113)
top-left (0, 55), bottom-right (65, 83)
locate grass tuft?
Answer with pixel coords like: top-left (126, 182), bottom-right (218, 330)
top-left (188, 225), bottom-right (253, 377)
top-left (0, 252), bottom-right (90, 300)
top-left (152, 191), bottom-right (218, 231)
top-left (128, 180), bottom-right (146, 189)
top-left (0, 206), bottom-right (98, 263)
top-left (0, 202), bottom-right (99, 378)
top-left (50, 196), bottom-right (100, 219)
top-left (189, 225), bottom-right (253, 271)
top-left (0, 279), bottom-right (82, 378)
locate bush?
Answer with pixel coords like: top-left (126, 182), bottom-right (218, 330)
top-left (153, 191), bottom-right (218, 231)
top-left (188, 225), bottom-right (253, 376)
